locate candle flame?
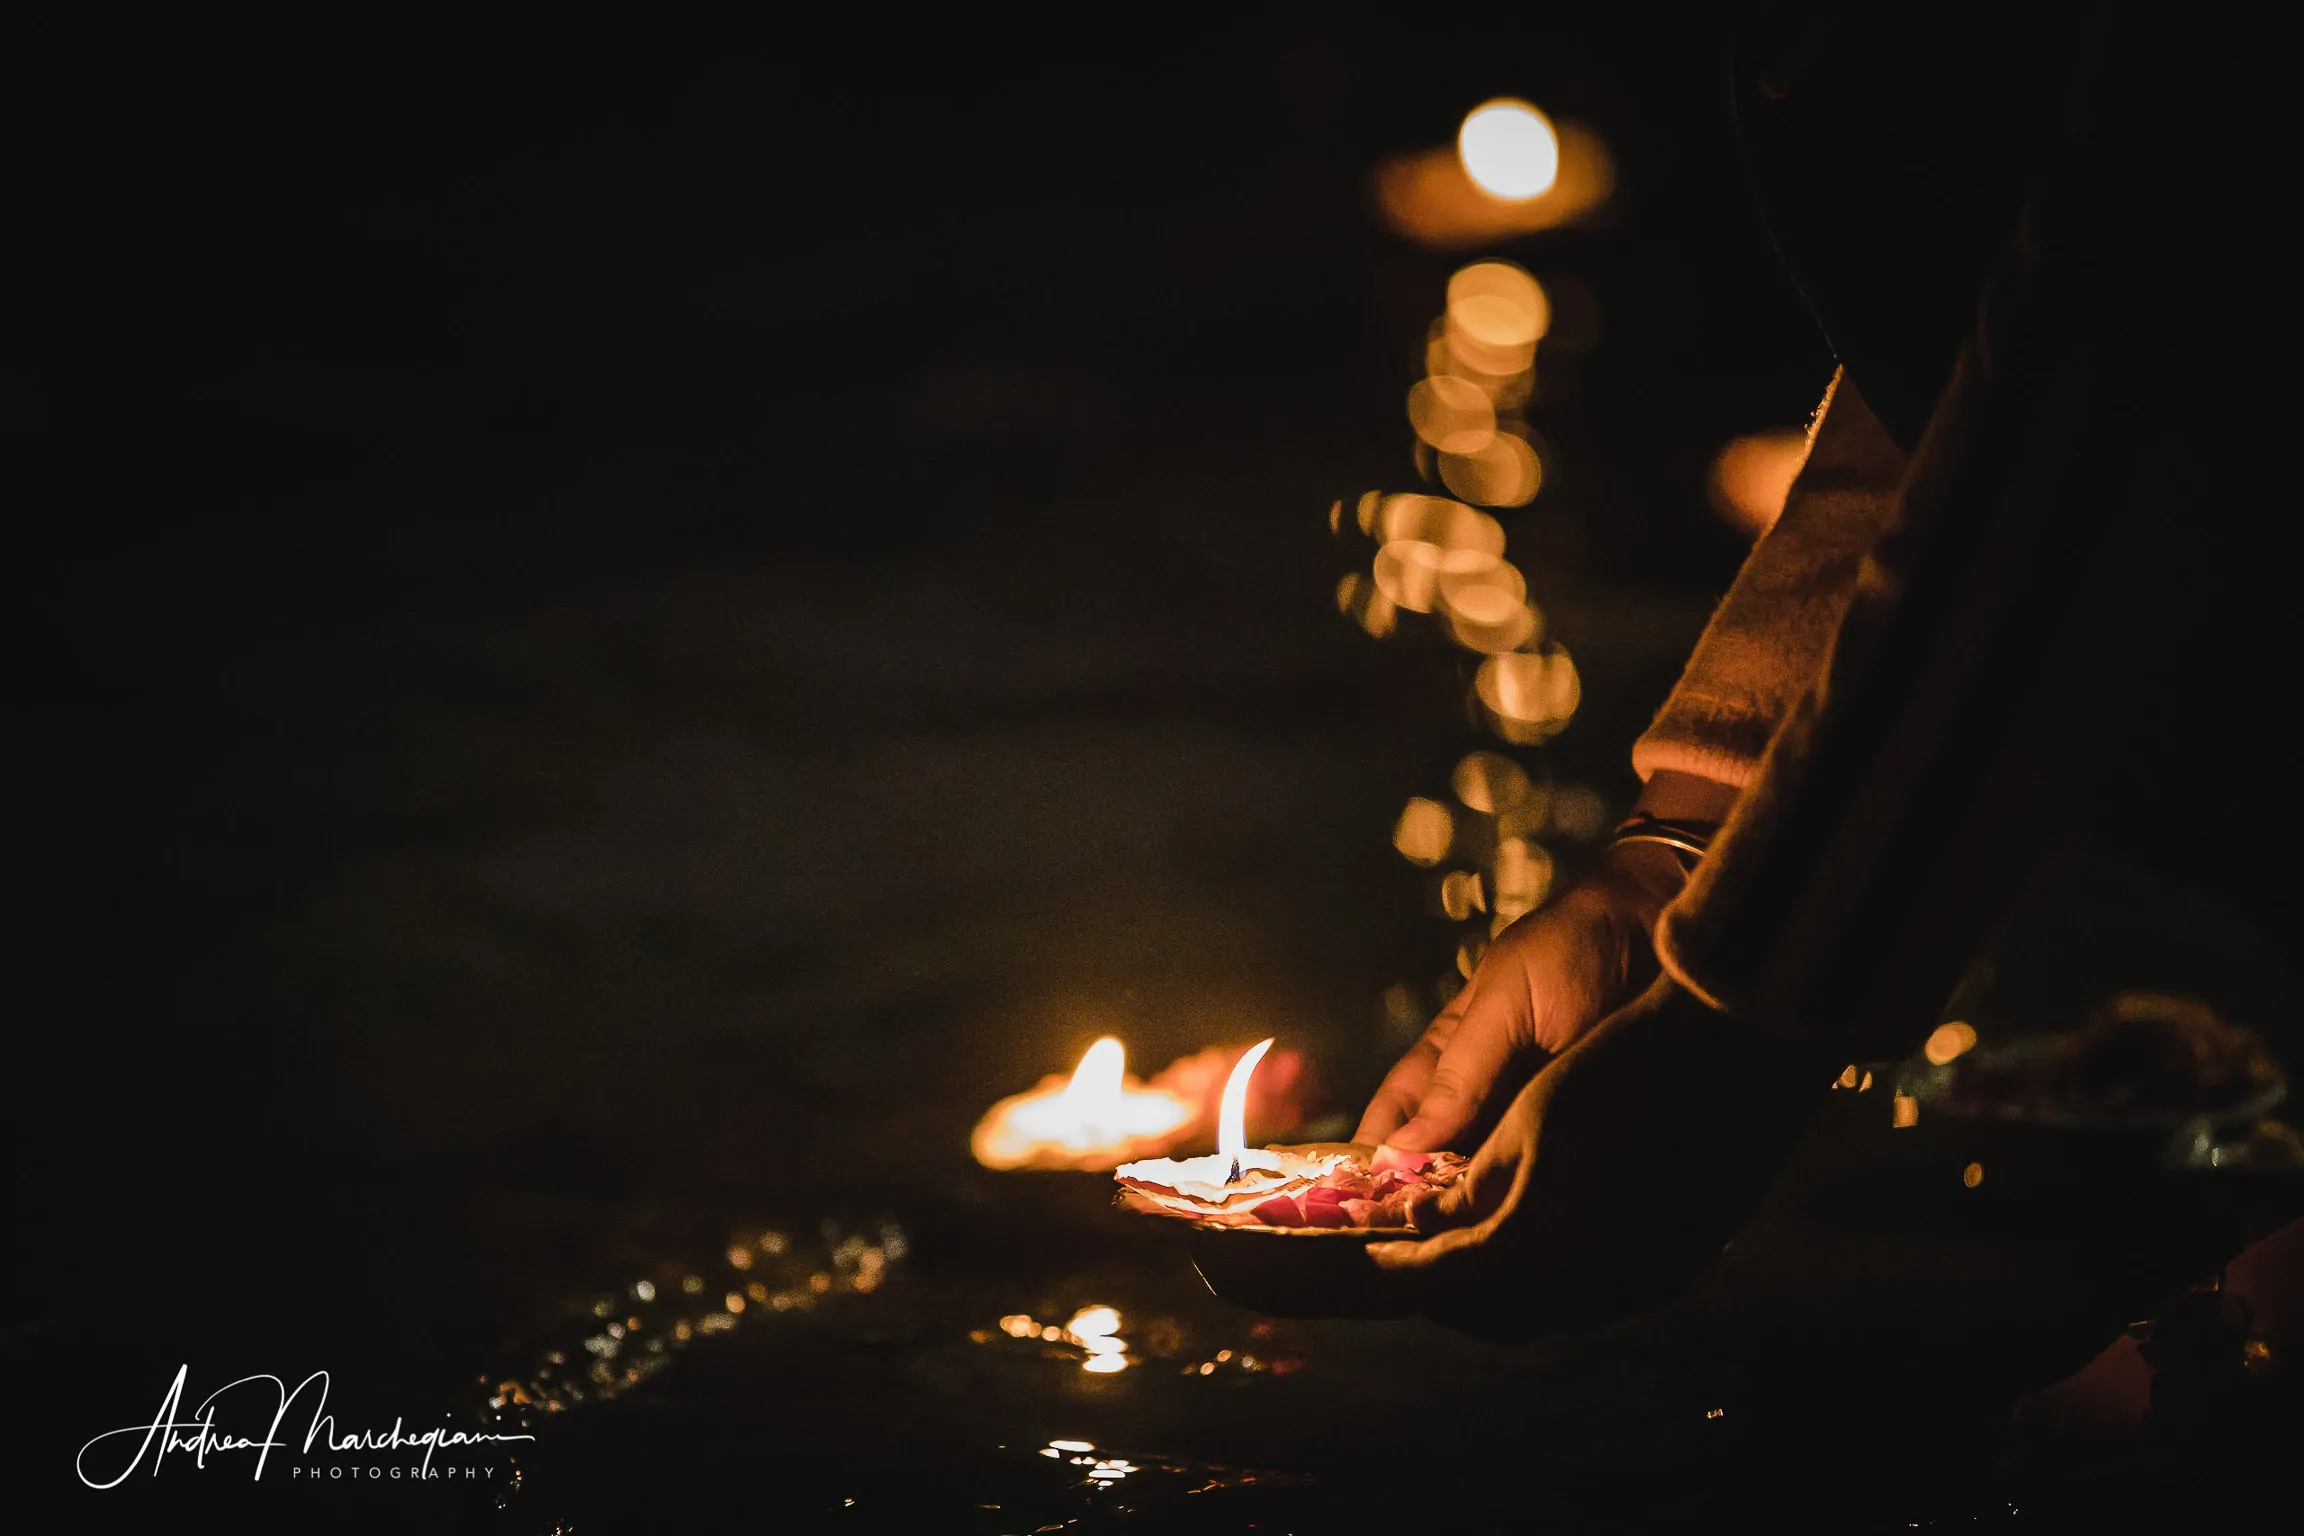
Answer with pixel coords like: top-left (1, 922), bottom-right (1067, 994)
top-left (1064, 1036), bottom-right (1127, 1112)
top-left (1217, 1038), bottom-right (1275, 1164)
top-left (969, 1035), bottom-right (1197, 1170)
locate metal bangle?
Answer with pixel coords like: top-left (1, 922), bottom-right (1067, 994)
top-left (1607, 814), bottom-right (1719, 872)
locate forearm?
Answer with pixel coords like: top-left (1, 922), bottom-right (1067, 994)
top-left (1631, 371), bottom-right (1907, 791)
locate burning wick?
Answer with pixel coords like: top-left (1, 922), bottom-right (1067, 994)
top-left (1218, 1039), bottom-right (1273, 1185)
top-left (1114, 1039), bottom-right (1363, 1221)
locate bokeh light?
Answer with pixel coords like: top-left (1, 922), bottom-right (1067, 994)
top-left (1374, 122), bottom-right (1616, 250)
top-left (1378, 494), bottom-right (1505, 564)
top-left (1437, 559), bottom-right (1527, 626)
top-left (1371, 540), bottom-right (1444, 612)
top-left (1707, 430), bottom-right (1811, 536)
top-left (1457, 99), bottom-right (1560, 201)
top-left (1474, 647), bottom-right (1581, 744)
top-left (1451, 751), bottom-right (1532, 815)
top-left (1407, 375), bottom-right (1497, 454)
top-left (1447, 262), bottom-right (1551, 351)
top-left (1439, 431), bottom-right (1542, 507)
top-left (1923, 1021), bottom-right (1979, 1066)
top-left (1393, 797), bottom-right (1454, 865)
top-left (1336, 570), bottom-right (1398, 637)
top-left (1490, 836), bottom-right (1555, 929)
top-left (1439, 870), bottom-right (1485, 922)
top-left (1443, 598), bottom-right (1539, 655)
top-left (1427, 321), bottom-right (1534, 409)
top-left (1067, 1304), bottom-right (1121, 1338)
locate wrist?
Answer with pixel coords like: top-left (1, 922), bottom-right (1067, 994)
top-left (1562, 845), bottom-right (1683, 1015)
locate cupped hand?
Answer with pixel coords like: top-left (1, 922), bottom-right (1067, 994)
top-left (1354, 842), bottom-right (1688, 1154)
top-left (1363, 978), bottom-right (1833, 1335)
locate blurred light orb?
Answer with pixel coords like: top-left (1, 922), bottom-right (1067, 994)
top-left (1376, 123), bottom-right (1613, 249)
top-left (1337, 570), bottom-right (1398, 637)
top-left (1394, 797), bottom-right (1455, 865)
top-left (1445, 601), bottom-right (1538, 655)
top-left (1456, 937), bottom-right (1487, 979)
top-left (1708, 430), bottom-right (1811, 536)
top-left (1491, 836), bottom-right (1555, 927)
top-left (1452, 750), bottom-right (1531, 815)
top-left (1476, 647), bottom-right (1580, 744)
top-left (1355, 489), bottom-right (1384, 537)
top-left (1407, 375), bottom-right (1497, 454)
top-left (1458, 99), bottom-right (1560, 201)
top-left (1923, 1020), bottom-right (1979, 1065)
top-left (1426, 322), bottom-right (1535, 415)
top-left (1439, 432), bottom-right (1542, 508)
top-left (1447, 262), bottom-right (1551, 349)
top-left (1440, 869), bottom-right (1486, 921)
top-left (1371, 540), bottom-right (1444, 612)
top-left (1379, 493), bottom-right (1504, 559)
top-left (1438, 558), bottom-right (1527, 626)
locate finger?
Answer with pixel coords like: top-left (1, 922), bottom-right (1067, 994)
top-left (1364, 1218), bottom-right (1491, 1271)
top-left (1386, 989), bottom-right (1524, 1153)
top-left (1353, 1054), bottom-right (1431, 1145)
top-left (1351, 991), bottom-right (1470, 1144)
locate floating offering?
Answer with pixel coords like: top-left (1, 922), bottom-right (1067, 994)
top-left (1114, 1040), bottom-right (1467, 1233)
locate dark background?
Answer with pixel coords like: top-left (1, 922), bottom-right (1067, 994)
top-left (17, 9), bottom-right (1818, 1278)
top-left (17, 12), bottom-right (2282, 1531)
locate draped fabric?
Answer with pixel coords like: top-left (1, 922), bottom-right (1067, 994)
top-left (1634, 12), bottom-right (2287, 1055)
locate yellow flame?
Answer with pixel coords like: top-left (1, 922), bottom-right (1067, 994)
top-left (1218, 1039), bottom-right (1275, 1163)
top-left (970, 1036), bottom-right (1195, 1169)
top-left (1065, 1036), bottom-right (1127, 1110)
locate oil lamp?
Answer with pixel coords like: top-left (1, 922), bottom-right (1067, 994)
top-left (1114, 1041), bottom-right (1468, 1230)
top-left (970, 1036), bottom-right (1197, 1171)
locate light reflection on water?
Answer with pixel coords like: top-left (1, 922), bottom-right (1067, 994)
top-left (469, 1196), bottom-right (1342, 1526)
top-left (477, 1217), bottom-right (909, 1436)
top-left (1019, 1436), bottom-right (1301, 1500)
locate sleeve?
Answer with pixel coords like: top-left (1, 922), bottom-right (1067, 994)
top-left (1631, 371), bottom-right (1909, 788)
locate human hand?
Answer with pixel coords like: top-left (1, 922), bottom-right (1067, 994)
top-left (1363, 978), bottom-right (1831, 1334)
top-left (1354, 841), bottom-right (1688, 1154)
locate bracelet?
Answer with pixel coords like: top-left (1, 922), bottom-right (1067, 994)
top-left (1607, 812), bottom-right (1720, 873)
